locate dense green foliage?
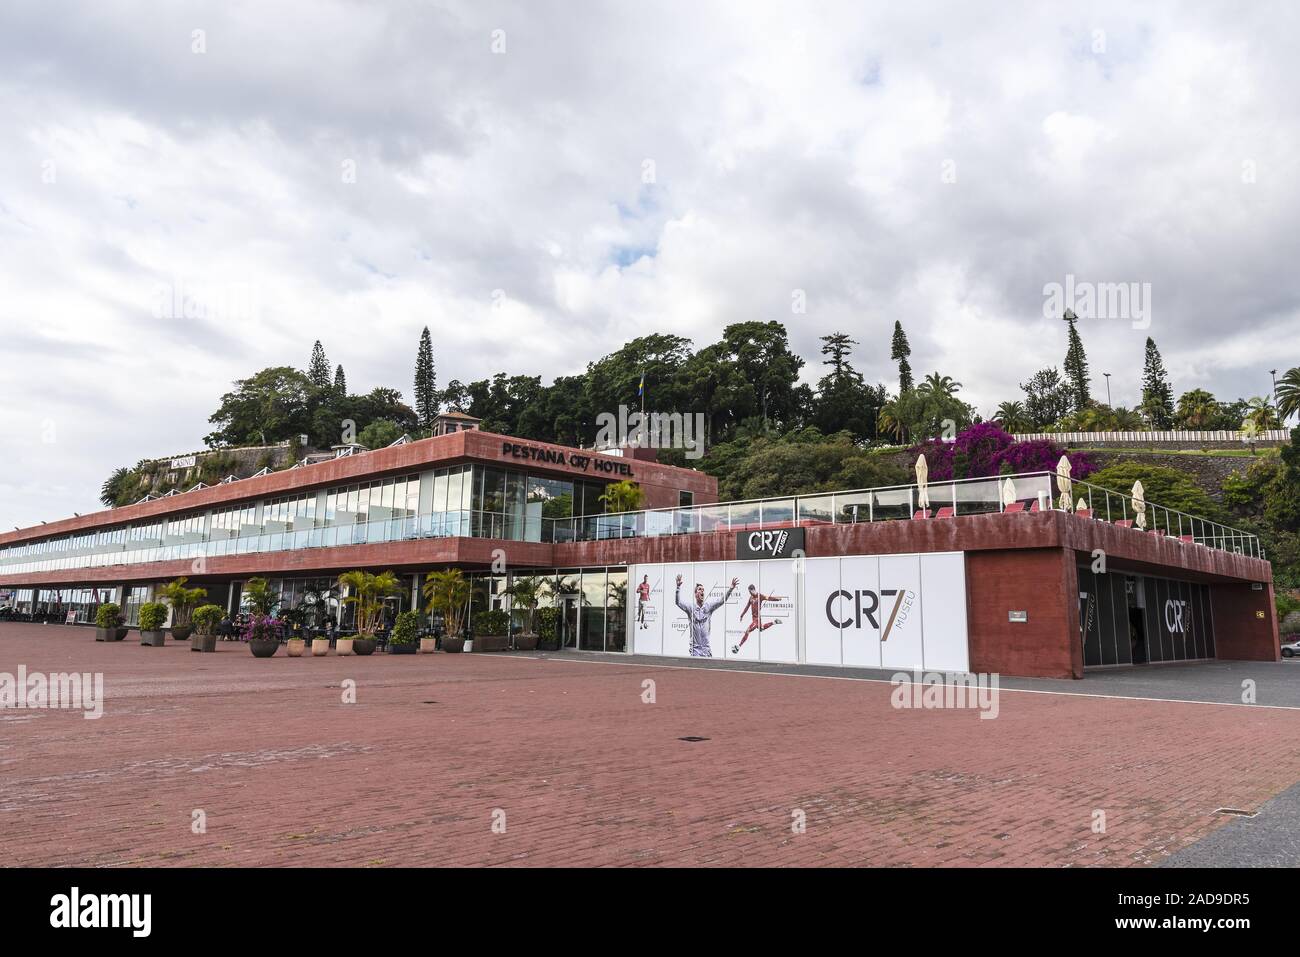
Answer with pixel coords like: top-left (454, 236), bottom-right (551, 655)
top-left (699, 428), bottom-right (909, 500)
top-left (138, 602), bottom-right (168, 631)
top-left (1083, 463), bottom-right (1223, 528)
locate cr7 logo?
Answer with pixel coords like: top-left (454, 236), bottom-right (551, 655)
top-left (1164, 599), bottom-right (1188, 634)
top-left (747, 529), bottom-right (789, 557)
top-left (826, 588), bottom-right (916, 642)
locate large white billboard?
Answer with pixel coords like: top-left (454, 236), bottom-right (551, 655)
top-left (630, 552), bottom-right (969, 672)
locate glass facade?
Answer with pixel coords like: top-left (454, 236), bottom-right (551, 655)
top-left (0, 466), bottom-right (612, 576)
top-left (1077, 567), bottom-right (1216, 666)
top-left (464, 567), bottom-right (627, 652)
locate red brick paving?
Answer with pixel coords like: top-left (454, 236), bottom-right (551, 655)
top-left (1, 622), bottom-right (1297, 867)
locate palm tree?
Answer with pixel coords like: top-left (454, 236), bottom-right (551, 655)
top-left (242, 578), bottom-right (280, 616)
top-left (338, 570), bottom-right (402, 636)
top-left (1275, 367), bottom-right (1300, 424)
top-left (100, 467), bottom-right (132, 507)
top-left (1176, 389), bottom-right (1218, 429)
top-left (157, 577), bottom-right (207, 628)
top-left (598, 479), bottom-right (645, 514)
top-left (994, 401), bottom-right (1029, 433)
top-left (1242, 396), bottom-right (1280, 433)
top-left (917, 372), bottom-right (962, 399)
top-left (422, 569), bottom-right (471, 636)
top-left (504, 575), bottom-right (545, 635)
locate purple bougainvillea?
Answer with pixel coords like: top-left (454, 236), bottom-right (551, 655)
top-left (908, 423), bottom-right (1095, 481)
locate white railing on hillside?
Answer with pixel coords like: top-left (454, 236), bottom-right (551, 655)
top-left (1012, 429), bottom-right (1290, 444)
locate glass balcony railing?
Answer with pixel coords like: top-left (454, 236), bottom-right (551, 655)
top-left (0, 471), bottom-right (1263, 576)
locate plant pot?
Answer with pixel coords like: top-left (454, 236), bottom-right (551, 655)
top-left (353, 638), bottom-right (376, 656)
top-left (419, 637), bottom-right (438, 654)
top-left (249, 638), bottom-right (279, 658)
top-left (95, 627), bottom-right (112, 642)
top-left (514, 634), bottom-right (538, 651)
top-left (171, 625), bottom-right (193, 642)
top-left (286, 638), bottom-right (306, 657)
top-left (441, 636), bottom-right (466, 654)
top-left (140, 630), bottom-right (166, 647)
top-left (390, 642), bottom-right (417, 655)
top-left (113, 627), bottom-right (129, 641)
top-left (538, 637), bottom-right (560, 651)
top-left (191, 633), bottom-right (217, 653)
top-left (472, 634), bottom-right (509, 652)
top-left (336, 638), bottom-right (355, 656)
top-left (311, 638), bottom-right (330, 656)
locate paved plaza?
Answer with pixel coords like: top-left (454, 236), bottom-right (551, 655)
top-left (2, 622), bottom-right (1298, 867)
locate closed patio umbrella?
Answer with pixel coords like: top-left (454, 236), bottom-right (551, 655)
top-left (1131, 480), bottom-right (1148, 530)
top-left (915, 454), bottom-right (930, 509)
top-left (1056, 455), bottom-right (1073, 511)
top-left (1001, 477), bottom-right (1017, 508)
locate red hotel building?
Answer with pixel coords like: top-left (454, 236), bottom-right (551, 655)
top-left (0, 420), bottom-right (1280, 678)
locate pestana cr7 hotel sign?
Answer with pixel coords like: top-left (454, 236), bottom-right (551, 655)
top-left (501, 442), bottom-right (634, 476)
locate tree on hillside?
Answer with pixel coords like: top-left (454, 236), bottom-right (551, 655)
top-left (1019, 367), bottom-right (1073, 429)
top-left (717, 321), bottom-right (805, 428)
top-left (700, 428), bottom-right (909, 500)
top-left (308, 341), bottom-right (332, 390)
top-left (100, 467), bottom-right (133, 508)
top-left (890, 320), bottom-right (913, 393)
top-left (994, 401), bottom-right (1030, 434)
top-left (1085, 462), bottom-right (1223, 531)
top-left (205, 367), bottom-right (313, 448)
top-left (414, 326), bottom-right (438, 431)
top-left (1140, 337), bottom-right (1174, 428)
top-left (1242, 396), bottom-right (1280, 433)
top-left (333, 364), bottom-right (347, 394)
top-left (1062, 314), bottom-right (1090, 412)
top-left (810, 333), bottom-right (885, 441)
top-left (1175, 389), bottom-right (1218, 429)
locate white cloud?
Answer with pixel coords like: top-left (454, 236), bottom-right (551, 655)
top-left (1, 0), bottom-right (1298, 527)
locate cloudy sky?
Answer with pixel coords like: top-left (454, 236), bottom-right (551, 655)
top-left (2, 0), bottom-right (1298, 529)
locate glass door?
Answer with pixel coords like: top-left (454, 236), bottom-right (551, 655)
top-left (560, 595), bottom-right (580, 649)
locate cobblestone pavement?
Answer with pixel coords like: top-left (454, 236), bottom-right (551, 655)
top-left (2, 623), bottom-right (1297, 867)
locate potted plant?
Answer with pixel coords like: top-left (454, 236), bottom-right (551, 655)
top-left (338, 569), bottom-right (401, 656)
top-left (241, 614), bottom-right (282, 657)
top-left (138, 602), bottom-right (168, 646)
top-left (389, 610), bottom-right (420, 654)
top-left (287, 631), bottom-right (307, 657)
top-left (536, 606), bottom-right (561, 651)
top-left (311, 634), bottom-right (330, 656)
top-left (470, 609), bottom-right (511, 652)
top-left (158, 577), bottom-right (207, 642)
top-left (242, 577), bottom-right (281, 616)
top-left (505, 575), bottom-right (544, 651)
top-left (422, 569), bottom-right (470, 653)
top-left (94, 602), bottom-right (125, 642)
top-left (190, 604), bottom-right (223, 653)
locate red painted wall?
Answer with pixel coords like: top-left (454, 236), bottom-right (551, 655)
top-left (1210, 581), bottom-right (1281, 662)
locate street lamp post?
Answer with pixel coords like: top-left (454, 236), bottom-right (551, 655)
top-left (1103, 372), bottom-right (1112, 408)
top-left (1270, 369), bottom-right (1279, 419)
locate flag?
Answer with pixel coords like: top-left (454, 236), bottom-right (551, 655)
top-left (637, 371), bottom-right (645, 399)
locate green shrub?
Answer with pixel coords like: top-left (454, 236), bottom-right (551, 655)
top-left (471, 609), bottom-right (510, 636)
top-left (138, 602), bottom-right (168, 631)
top-left (192, 604), bottom-right (224, 636)
top-left (536, 606), bottom-right (561, 641)
top-left (95, 603), bottom-right (123, 629)
top-left (390, 610), bottom-right (421, 645)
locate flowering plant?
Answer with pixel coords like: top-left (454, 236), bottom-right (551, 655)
top-left (239, 614), bottom-right (284, 643)
top-left (909, 423), bottom-right (1095, 481)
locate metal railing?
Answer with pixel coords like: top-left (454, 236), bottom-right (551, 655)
top-left (0, 471), bottom-right (1263, 575)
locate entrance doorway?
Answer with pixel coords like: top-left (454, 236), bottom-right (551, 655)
top-left (559, 595), bottom-right (579, 649)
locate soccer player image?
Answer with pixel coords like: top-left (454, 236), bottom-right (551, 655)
top-left (675, 574), bottom-right (739, 657)
top-left (732, 583), bottom-right (783, 654)
top-left (636, 574), bottom-right (651, 629)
